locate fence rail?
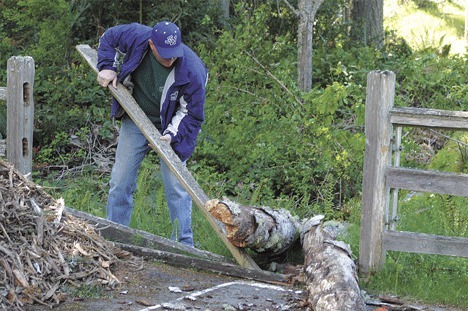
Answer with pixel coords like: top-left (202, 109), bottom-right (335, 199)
top-left (390, 107), bottom-right (468, 129)
top-left (386, 167), bottom-right (468, 197)
top-left (359, 70), bottom-right (468, 274)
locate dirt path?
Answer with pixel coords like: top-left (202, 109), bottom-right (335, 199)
top-left (25, 259), bottom-right (307, 311)
top-left (22, 258), bottom-right (465, 311)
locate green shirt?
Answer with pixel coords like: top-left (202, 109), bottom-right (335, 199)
top-left (132, 51), bottom-right (171, 129)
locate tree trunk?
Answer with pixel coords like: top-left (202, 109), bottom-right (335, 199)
top-left (297, 0), bottom-right (324, 92)
top-left (283, 0), bottom-right (324, 91)
top-left (220, 0), bottom-right (230, 23)
top-left (465, 0), bottom-right (468, 43)
top-left (302, 219), bottom-right (366, 311)
top-left (349, 0), bottom-right (384, 49)
top-left (205, 198), bottom-right (302, 255)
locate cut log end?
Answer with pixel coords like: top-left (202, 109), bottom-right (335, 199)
top-left (206, 199), bottom-right (235, 226)
top-left (205, 199), bottom-right (242, 245)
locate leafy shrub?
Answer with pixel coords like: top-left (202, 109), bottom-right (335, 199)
top-left (193, 4), bottom-right (366, 219)
top-left (394, 53), bottom-right (468, 110)
top-left (193, 2), bottom-right (467, 221)
top-left (1, 0), bottom-right (72, 67)
top-left (32, 60), bottom-right (113, 166)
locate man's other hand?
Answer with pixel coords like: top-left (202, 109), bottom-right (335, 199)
top-left (97, 69), bottom-right (117, 88)
top-left (160, 134), bottom-right (172, 144)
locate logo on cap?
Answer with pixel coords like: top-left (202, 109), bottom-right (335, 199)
top-left (165, 35), bottom-right (178, 46)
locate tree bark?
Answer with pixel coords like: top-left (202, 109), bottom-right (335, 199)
top-left (302, 219), bottom-right (366, 311)
top-left (349, 0), bottom-right (384, 49)
top-left (220, 0), bottom-right (230, 22)
top-left (206, 197), bottom-right (365, 309)
top-left (297, 0), bottom-right (324, 92)
top-left (465, 0), bottom-right (468, 43)
top-left (205, 198), bottom-right (302, 255)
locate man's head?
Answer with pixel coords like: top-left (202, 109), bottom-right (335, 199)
top-left (150, 21), bottom-right (183, 59)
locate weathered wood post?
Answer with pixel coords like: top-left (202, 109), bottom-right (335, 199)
top-left (6, 56), bottom-right (35, 177)
top-left (359, 70), bottom-right (395, 274)
top-left (0, 87), bottom-right (6, 156)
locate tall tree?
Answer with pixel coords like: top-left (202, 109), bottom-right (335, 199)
top-left (465, 0), bottom-right (468, 43)
top-left (283, 0), bottom-right (324, 92)
top-left (220, 0), bottom-right (230, 22)
top-left (349, 0), bottom-right (384, 49)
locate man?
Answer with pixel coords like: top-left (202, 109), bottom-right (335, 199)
top-left (96, 21), bottom-right (208, 247)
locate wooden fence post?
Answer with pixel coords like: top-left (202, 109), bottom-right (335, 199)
top-left (359, 70), bottom-right (395, 274)
top-left (6, 56), bottom-right (35, 177)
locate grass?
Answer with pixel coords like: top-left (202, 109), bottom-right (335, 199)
top-left (45, 152), bottom-right (233, 259)
top-left (364, 252), bottom-right (467, 306)
top-left (50, 154), bottom-right (467, 308)
top-left (385, 0), bottom-right (467, 55)
top-left (341, 129), bottom-right (467, 307)
top-left (342, 195), bottom-right (467, 309)
top-left (63, 284), bottom-right (104, 299)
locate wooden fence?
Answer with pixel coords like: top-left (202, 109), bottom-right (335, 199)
top-left (0, 56), bottom-right (35, 177)
top-left (359, 70), bottom-right (468, 274)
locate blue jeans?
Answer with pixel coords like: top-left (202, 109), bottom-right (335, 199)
top-left (106, 117), bottom-right (194, 246)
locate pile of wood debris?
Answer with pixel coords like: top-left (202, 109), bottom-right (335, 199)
top-left (0, 160), bottom-right (138, 310)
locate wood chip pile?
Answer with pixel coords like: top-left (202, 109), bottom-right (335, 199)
top-left (0, 160), bottom-right (136, 310)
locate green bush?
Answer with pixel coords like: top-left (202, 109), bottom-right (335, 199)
top-left (394, 53), bottom-right (468, 110)
top-left (193, 4), bottom-right (367, 219)
top-left (32, 61), bottom-right (113, 168)
top-left (428, 132), bottom-right (468, 173)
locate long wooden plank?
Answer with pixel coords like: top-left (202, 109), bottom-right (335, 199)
top-left (65, 207), bottom-right (232, 264)
top-left (76, 44), bottom-right (260, 270)
top-left (386, 167), bottom-right (468, 197)
top-left (66, 207), bottom-right (288, 284)
top-left (115, 243), bottom-right (290, 285)
top-left (383, 231), bottom-right (468, 258)
top-left (390, 107), bottom-right (468, 130)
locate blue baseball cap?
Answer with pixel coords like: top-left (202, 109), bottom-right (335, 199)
top-left (151, 21), bottom-right (183, 58)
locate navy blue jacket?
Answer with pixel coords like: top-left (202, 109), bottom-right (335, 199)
top-left (97, 23), bottom-right (208, 161)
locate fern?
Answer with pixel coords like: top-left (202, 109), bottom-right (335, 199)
top-left (322, 173), bottom-right (339, 219)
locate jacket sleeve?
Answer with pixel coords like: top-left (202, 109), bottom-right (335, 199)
top-left (164, 66), bottom-right (208, 161)
top-left (97, 25), bottom-right (126, 72)
top-left (97, 23), bottom-right (150, 73)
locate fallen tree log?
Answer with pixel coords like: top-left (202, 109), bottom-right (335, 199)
top-left (302, 217), bottom-right (365, 311)
top-left (206, 197), bottom-right (365, 310)
top-left (205, 197), bottom-right (302, 255)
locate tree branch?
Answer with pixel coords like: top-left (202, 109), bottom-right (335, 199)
top-left (244, 51), bottom-right (303, 107)
top-left (281, 0), bottom-right (300, 17)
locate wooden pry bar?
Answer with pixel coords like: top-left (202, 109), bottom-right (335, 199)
top-left (76, 44), bottom-right (260, 270)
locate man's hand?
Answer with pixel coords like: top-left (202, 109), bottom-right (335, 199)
top-left (97, 69), bottom-right (117, 88)
top-left (160, 134), bottom-right (172, 144)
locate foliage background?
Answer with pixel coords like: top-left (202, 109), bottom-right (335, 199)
top-left (0, 0), bottom-right (467, 307)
